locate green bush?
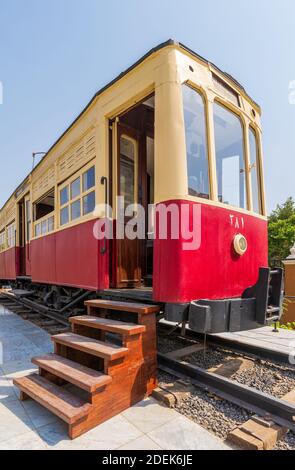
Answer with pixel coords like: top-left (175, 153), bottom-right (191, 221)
top-left (272, 322), bottom-right (295, 331)
top-left (268, 197), bottom-right (295, 267)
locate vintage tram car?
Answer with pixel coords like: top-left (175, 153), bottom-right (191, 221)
top-left (0, 40), bottom-right (283, 333)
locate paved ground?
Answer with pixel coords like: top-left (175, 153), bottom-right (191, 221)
top-left (216, 326), bottom-right (295, 356)
top-left (0, 305), bottom-right (230, 450)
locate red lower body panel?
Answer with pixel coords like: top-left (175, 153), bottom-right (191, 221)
top-left (153, 200), bottom-right (268, 303)
top-left (30, 220), bottom-right (109, 291)
top-left (0, 247), bottom-right (19, 280)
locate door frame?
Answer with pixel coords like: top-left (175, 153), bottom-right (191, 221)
top-left (115, 123), bottom-right (142, 288)
top-left (108, 93), bottom-right (155, 289)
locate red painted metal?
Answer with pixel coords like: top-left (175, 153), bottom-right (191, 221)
top-left (0, 247), bottom-right (19, 280)
top-left (25, 244), bottom-right (31, 276)
top-left (0, 202), bottom-right (268, 307)
top-left (30, 220), bottom-right (109, 291)
top-left (153, 199), bottom-right (268, 303)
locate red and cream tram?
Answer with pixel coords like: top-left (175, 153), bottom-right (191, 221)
top-left (0, 40), bottom-right (283, 333)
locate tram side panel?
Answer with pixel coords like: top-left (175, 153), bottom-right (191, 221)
top-left (30, 219), bottom-right (109, 291)
top-left (0, 246), bottom-right (19, 281)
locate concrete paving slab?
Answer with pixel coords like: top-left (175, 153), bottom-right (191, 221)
top-left (0, 306), bottom-right (232, 450)
top-left (122, 397), bottom-right (176, 433)
top-left (21, 399), bottom-right (62, 429)
top-left (0, 430), bottom-right (47, 450)
top-left (118, 435), bottom-right (162, 450)
top-left (147, 415), bottom-right (231, 450)
top-left (216, 326), bottom-right (295, 356)
top-left (37, 415), bottom-right (143, 450)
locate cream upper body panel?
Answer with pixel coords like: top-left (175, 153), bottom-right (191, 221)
top-left (0, 41), bottom-right (266, 250)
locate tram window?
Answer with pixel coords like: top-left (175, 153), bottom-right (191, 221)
top-left (71, 177), bottom-right (81, 199)
top-left (120, 137), bottom-right (137, 209)
top-left (213, 103), bottom-right (246, 209)
top-left (0, 230), bottom-right (5, 251)
top-left (83, 167), bottom-right (95, 192)
top-left (34, 190), bottom-right (55, 221)
top-left (35, 224), bottom-right (41, 237)
top-left (48, 216), bottom-right (54, 232)
top-left (7, 222), bottom-right (15, 248)
top-left (83, 191), bottom-right (95, 215)
top-left (71, 200), bottom-right (81, 220)
top-left (26, 200), bottom-right (31, 243)
top-left (60, 187), bottom-right (69, 206)
top-left (60, 206), bottom-right (69, 226)
top-left (41, 220), bottom-right (47, 235)
top-left (35, 215), bottom-right (54, 237)
top-left (249, 127), bottom-right (261, 213)
top-left (182, 84), bottom-right (209, 199)
top-left (59, 166), bottom-right (96, 226)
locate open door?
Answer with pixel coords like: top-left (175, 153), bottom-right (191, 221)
top-left (116, 124), bottom-right (142, 288)
top-left (24, 195), bottom-right (31, 276)
top-left (112, 96), bottom-right (155, 289)
top-left (18, 195), bottom-right (32, 277)
top-left (18, 199), bottom-right (26, 276)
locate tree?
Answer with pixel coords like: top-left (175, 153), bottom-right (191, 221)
top-left (268, 197), bottom-right (295, 267)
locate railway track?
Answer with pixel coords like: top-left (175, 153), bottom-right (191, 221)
top-left (157, 324), bottom-right (295, 437)
top-left (1, 291), bottom-right (294, 444)
top-left (159, 320), bottom-right (293, 366)
top-left (0, 291), bottom-right (70, 334)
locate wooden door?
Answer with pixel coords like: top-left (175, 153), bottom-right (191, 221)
top-left (116, 125), bottom-right (142, 288)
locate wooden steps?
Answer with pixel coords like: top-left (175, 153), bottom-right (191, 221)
top-left (70, 316), bottom-right (146, 336)
top-left (14, 298), bottom-right (160, 439)
top-left (85, 299), bottom-right (160, 315)
top-left (32, 354), bottom-right (112, 393)
top-left (13, 374), bottom-right (91, 424)
top-left (52, 332), bottom-right (128, 361)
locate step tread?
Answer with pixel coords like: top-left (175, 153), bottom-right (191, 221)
top-left (52, 332), bottom-right (128, 360)
top-left (13, 373), bottom-right (91, 424)
top-left (85, 299), bottom-right (160, 315)
top-left (70, 316), bottom-right (146, 336)
top-left (32, 353), bottom-right (112, 393)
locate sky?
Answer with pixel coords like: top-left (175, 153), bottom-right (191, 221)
top-left (0, 0), bottom-right (294, 213)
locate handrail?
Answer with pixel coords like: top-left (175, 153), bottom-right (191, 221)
top-left (100, 176), bottom-right (108, 255)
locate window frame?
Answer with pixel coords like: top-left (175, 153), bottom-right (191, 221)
top-left (248, 125), bottom-right (263, 214)
top-left (58, 163), bottom-right (96, 228)
top-left (7, 221), bottom-right (16, 249)
top-left (182, 81), bottom-right (213, 200)
top-left (181, 80), bottom-right (216, 201)
top-left (34, 213), bottom-right (55, 239)
top-left (0, 229), bottom-right (6, 252)
top-left (182, 78), bottom-right (265, 216)
top-left (213, 98), bottom-right (249, 211)
top-left (119, 134), bottom-right (139, 210)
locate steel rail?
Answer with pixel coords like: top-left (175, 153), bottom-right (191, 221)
top-left (158, 352), bottom-right (295, 432)
top-left (0, 293), bottom-right (69, 326)
top-left (158, 322), bottom-right (294, 366)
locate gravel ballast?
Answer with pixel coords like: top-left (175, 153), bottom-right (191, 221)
top-left (158, 332), bottom-right (295, 449)
top-left (183, 347), bottom-right (295, 398)
top-left (158, 371), bottom-right (252, 440)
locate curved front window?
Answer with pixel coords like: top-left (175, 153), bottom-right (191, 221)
top-left (182, 84), bottom-right (210, 199)
top-left (213, 102), bottom-right (246, 209)
top-left (249, 127), bottom-right (261, 213)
